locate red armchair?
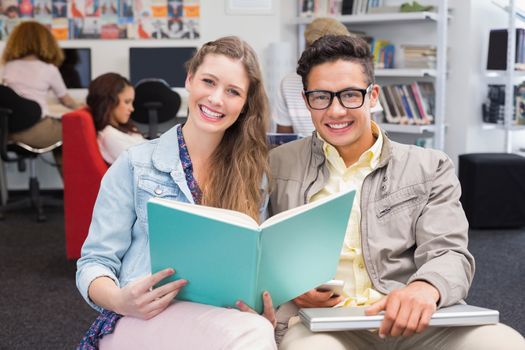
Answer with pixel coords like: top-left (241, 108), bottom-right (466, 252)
top-left (62, 108), bottom-right (108, 259)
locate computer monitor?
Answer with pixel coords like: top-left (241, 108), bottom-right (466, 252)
top-left (129, 47), bottom-right (196, 88)
top-left (59, 48), bottom-right (92, 89)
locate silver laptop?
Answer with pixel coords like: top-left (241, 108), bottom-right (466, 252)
top-left (299, 304), bottom-right (499, 332)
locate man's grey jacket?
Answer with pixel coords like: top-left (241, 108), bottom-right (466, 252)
top-left (269, 131), bottom-right (475, 310)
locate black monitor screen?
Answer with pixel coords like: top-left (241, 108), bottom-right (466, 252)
top-left (59, 48), bottom-right (91, 89)
top-left (129, 47), bottom-right (196, 87)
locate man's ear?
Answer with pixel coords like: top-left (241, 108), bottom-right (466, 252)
top-left (369, 84), bottom-right (380, 108)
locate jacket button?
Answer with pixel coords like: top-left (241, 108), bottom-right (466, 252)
top-left (381, 185), bottom-right (386, 191)
top-left (383, 176), bottom-right (387, 182)
top-left (154, 187), bottom-right (163, 195)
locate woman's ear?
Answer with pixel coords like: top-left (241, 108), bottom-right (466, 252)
top-left (185, 73), bottom-right (193, 92)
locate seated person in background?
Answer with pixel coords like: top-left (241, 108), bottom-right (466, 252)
top-left (273, 17), bottom-right (351, 136)
top-left (76, 36), bottom-right (276, 350)
top-left (86, 72), bottom-right (146, 164)
top-left (270, 35), bottom-right (525, 349)
top-left (1, 21), bottom-right (80, 151)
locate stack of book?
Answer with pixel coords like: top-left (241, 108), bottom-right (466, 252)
top-left (377, 82), bottom-right (435, 125)
top-left (401, 45), bottom-right (437, 69)
top-left (487, 28), bottom-right (525, 71)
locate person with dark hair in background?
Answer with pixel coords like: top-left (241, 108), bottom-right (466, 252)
top-left (270, 34), bottom-right (525, 349)
top-left (1, 21), bottom-right (80, 155)
top-left (86, 73), bottom-right (145, 164)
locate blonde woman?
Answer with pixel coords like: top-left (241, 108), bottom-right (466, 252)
top-left (76, 36), bottom-right (276, 350)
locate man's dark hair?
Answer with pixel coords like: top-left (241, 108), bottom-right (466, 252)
top-left (297, 35), bottom-right (375, 90)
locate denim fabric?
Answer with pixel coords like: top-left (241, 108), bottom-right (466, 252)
top-left (76, 125), bottom-right (195, 312)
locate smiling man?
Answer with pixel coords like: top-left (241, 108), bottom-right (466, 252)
top-left (269, 35), bottom-right (525, 349)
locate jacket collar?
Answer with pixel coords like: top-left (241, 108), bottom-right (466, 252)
top-left (151, 124), bottom-right (184, 174)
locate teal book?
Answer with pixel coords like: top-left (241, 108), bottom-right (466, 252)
top-left (148, 189), bottom-right (355, 313)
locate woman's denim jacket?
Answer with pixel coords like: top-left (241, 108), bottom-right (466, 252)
top-left (76, 125), bottom-right (267, 312)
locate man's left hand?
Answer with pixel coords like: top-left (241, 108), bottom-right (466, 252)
top-left (365, 281), bottom-right (440, 338)
top-left (236, 291), bottom-right (276, 328)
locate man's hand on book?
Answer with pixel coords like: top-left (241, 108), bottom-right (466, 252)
top-left (115, 268), bottom-right (187, 320)
top-left (364, 281), bottom-right (440, 338)
top-left (236, 291), bottom-right (276, 328)
top-left (293, 289), bottom-right (343, 308)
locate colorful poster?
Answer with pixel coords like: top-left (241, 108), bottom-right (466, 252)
top-left (52, 0), bottom-right (67, 18)
top-left (0, 0), bottom-right (199, 39)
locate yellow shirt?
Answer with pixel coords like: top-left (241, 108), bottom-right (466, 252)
top-left (310, 122), bottom-right (385, 307)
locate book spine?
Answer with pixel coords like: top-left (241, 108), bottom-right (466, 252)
top-left (396, 85), bottom-right (414, 123)
top-left (410, 82), bottom-right (430, 124)
top-left (403, 84), bottom-right (423, 124)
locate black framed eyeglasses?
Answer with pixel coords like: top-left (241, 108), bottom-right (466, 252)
top-left (304, 84), bottom-right (373, 110)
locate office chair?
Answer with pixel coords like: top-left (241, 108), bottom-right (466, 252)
top-left (131, 79), bottom-right (181, 139)
top-left (62, 108), bottom-right (109, 259)
top-left (0, 85), bottom-right (63, 222)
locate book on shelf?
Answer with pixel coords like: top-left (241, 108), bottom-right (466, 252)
top-left (148, 190), bottom-right (356, 313)
top-left (383, 85), bottom-right (402, 122)
top-left (401, 44), bottom-right (437, 69)
top-left (300, 0), bottom-right (344, 16)
top-left (370, 39), bottom-right (395, 69)
top-left (487, 28), bottom-right (525, 70)
top-left (417, 82), bottom-right (436, 120)
top-left (378, 83), bottom-right (435, 126)
top-left (388, 85), bottom-right (409, 124)
top-left (402, 85), bottom-right (423, 124)
top-left (410, 82), bottom-right (432, 124)
top-left (378, 85), bottom-right (399, 124)
top-left (397, 85), bottom-right (418, 124)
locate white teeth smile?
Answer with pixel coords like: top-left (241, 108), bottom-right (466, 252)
top-left (328, 122), bottom-right (351, 129)
top-left (200, 105), bottom-right (223, 119)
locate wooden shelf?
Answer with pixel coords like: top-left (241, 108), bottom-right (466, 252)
top-left (376, 68), bottom-right (436, 77)
top-left (379, 123), bottom-right (436, 134)
top-left (296, 12), bottom-right (438, 25)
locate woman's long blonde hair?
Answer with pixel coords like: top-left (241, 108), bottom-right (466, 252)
top-left (186, 36), bottom-right (270, 222)
top-left (2, 21), bottom-right (64, 66)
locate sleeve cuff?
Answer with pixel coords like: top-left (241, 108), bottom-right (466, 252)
top-left (407, 271), bottom-right (449, 308)
top-left (77, 265), bottom-right (120, 312)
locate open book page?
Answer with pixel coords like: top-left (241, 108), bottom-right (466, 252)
top-left (148, 200), bottom-right (260, 309)
top-left (261, 188), bottom-right (356, 229)
top-left (151, 198), bottom-right (259, 230)
top-left (254, 189), bottom-right (356, 312)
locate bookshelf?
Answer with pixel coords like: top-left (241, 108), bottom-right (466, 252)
top-left (485, 0), bottom-right (525, 153)
top-left (296, 0), bottom-right (449, 150)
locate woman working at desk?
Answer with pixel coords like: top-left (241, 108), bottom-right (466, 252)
top-left (1, 21), bottom-right (79, 150)
top-left (76, 36), bottom-right (276, 349)
top-left (87, 73), bottom-right (146, 164)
